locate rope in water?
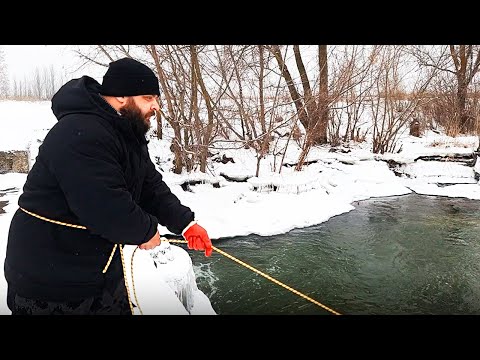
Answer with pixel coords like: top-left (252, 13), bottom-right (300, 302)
top-left (18, 207), bottom-right (341, 315)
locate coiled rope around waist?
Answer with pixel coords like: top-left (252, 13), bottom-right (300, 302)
top-left (19, 207), bottom-right (341, 315)
top-left (19, 207), bottom-right (134, 313)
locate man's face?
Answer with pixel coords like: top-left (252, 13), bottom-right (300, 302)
top-left (119, 95), bottom-right (160, 136)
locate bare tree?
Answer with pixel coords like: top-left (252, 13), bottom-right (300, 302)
top-left (269, 45), bottom-right (332, 170)
top-left (149, 45), bottom-right (221, 173)
top-left (318, 44), bottom-right (329, 143)
top-left (33, 67), bottom-right (43, 99)
top-left (190, 45), bottom-right (216, 172)
top-left (411, 45), bottom-right (480, 134)
top-left (12, 78), bottom-right (18, 98)
top-left (368, 46), bottom-right (437, 154)
top-left (269, 46), bottom-right (310, 135)
top-left (292, 45), bottom-right (331, 170)
top-left (327, 46), bottom-right (379, 146)
top-left (152, 45), bottom-right (193, 173)
top-left (44, 65), bottom-right (57, 99)
top-left (0, 47), bottom-right (9, 98)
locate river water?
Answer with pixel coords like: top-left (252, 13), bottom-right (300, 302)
top-left (190, 194), bottom-right (480, 315)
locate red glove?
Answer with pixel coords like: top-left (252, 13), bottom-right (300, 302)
top-left (183, 222), bottom-right (212, 257)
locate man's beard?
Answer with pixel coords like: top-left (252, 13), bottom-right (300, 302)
top-left (119, 99), bottom-right (154, 139)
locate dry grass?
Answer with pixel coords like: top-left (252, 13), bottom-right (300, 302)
top-left (428, 138), bottom-right (477, 148)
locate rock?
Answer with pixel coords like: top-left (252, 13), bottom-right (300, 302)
top-left (0, 150), bottom-right (29, 174)
top-left (410, 119), bottom-right (421, 137)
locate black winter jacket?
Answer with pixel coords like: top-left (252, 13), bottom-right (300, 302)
top-left (4, 76), bottom-right (194, 301)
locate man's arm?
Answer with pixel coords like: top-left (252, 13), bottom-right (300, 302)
top-left (140, 155), bottom-right (212, 256)
top-left (139, 156), bottom-right (194, 234)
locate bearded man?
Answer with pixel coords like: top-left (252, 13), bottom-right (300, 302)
top-left (4, 58), bottom-right (212, 315)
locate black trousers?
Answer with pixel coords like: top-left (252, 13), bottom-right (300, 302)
top-left (7, 280), bottom-right (133, 315)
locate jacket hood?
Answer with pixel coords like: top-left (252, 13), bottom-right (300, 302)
top-left (51, 75), bottom-right (117, 121)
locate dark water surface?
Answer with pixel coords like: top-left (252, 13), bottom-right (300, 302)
top-left (190, 194), bottom-right (480, 315)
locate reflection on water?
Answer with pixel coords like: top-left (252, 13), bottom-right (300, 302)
top-left (190, 194), bottom-right (480, 315)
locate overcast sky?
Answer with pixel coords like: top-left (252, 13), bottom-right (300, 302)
top-left (2, 45), bottom-right (102, 82)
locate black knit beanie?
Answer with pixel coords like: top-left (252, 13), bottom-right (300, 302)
top-left (100, 58), bottom-right (160, 96)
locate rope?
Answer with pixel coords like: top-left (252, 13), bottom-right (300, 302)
top-left (166, 239), bottom-right (341, 315)
top-left (102, 244), bottom-right (117, 273)
top-left (19, 207), bottom-right (135, 314)
top-left (19, 207), bottom-right (87, 229)
top-left (18, 207), bottom-right (341, 315)
top-left (119, 244), bottom-right (135, 315)
top-left (130, 246), bottom-right (143, 315)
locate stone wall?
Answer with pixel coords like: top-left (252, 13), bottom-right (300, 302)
top-left (0, 150), bottom-right (29, 173)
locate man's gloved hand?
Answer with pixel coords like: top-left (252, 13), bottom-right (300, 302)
top-left (182, 222), bottom-right (212, 257)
